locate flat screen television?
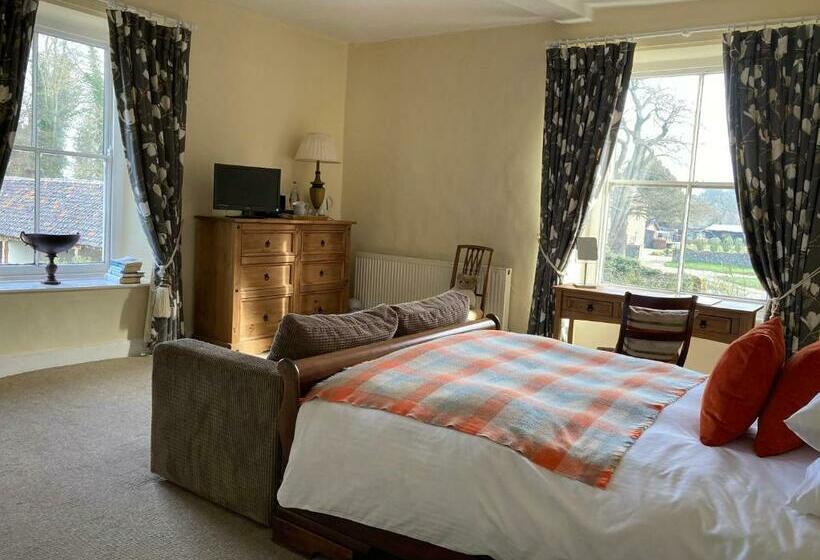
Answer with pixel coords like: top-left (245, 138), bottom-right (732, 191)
top-left (213, 163), bottom-right (281, 217)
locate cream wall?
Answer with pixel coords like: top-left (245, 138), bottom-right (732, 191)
top-left (104, 0), bottom-right (349, 333)
top-left (1, 0), bottom-right (348, 370)
top-left (4, 0), bottom-right (815, 373)
top-left (0, 288), bottom-right (149, 355)
top-left (341, 0), bottom-right (816, 372)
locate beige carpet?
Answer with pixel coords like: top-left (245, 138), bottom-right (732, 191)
top-left (0, 358), bottom-right (303, 560)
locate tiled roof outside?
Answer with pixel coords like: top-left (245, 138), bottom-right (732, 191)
top-left (0, 176), bottom-right (104, 248)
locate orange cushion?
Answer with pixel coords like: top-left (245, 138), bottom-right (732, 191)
top-left (754, 340), bottom-right (820, 457)
top-left (700, 317), bottom-right (785, 446)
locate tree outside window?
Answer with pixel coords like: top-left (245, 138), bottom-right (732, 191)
top-left (599, 72), bottom-right (765, 301)
top-left (1, 31), bottom-right (109, 268)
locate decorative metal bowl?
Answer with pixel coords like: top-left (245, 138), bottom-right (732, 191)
top-left (19, 232), bottom-right (81, 285)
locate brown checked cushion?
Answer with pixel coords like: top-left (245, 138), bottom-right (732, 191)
top-left (391, 290), bottom-right (470, 336)
top-left (267, 304), bottom-right (398, 361)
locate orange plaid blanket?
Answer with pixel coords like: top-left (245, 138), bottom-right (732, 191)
top-left (305, 330), bottom-right (705, 488)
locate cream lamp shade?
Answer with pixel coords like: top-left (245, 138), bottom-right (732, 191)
top-left (576, 237), bottom-right (598, 261)
top-left (295, 133), bottom-right (340, 212)
top-left (575, 237), bottom-right (598, 288)
top-left (295, 133), bottom-right (340, 163)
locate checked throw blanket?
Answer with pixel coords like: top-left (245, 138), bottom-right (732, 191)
top-left (305, 330), bottom-right (706, 488)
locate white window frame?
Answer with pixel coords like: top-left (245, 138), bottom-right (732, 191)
top-left (0, 21), bottom-right (114, 280)
top-left (595, 67), bottom-right (764, 303)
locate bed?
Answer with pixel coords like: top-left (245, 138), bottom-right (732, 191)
top-left (272, 317), bottom-right (819, 560)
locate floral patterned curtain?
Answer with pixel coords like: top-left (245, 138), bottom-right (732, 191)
top-left (724, 25), bottom-right (820, 354)
top-left (0, 0), bottom-right (38, 189)
top-left (528, 43), bottom-right (635, 337)
top-left (108, 10), bottom-right (191, 348)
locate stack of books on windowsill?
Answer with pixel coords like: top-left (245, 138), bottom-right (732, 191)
top-left (106, 257), bottom-right (145, 284)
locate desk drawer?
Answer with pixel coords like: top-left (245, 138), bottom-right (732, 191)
top-left (565, 296), bottom-right (614, 319)
top-left (240, 296), bottom-right (290, 339)
top-left (695, 314), bottom-right (732, 336)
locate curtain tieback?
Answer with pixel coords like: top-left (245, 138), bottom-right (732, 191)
top-left (153, 228), bottom-right (182, 320)
top-left (537, 237), bottom-right (565, 277)
top-left (767, 265), bottom-right (820, 316)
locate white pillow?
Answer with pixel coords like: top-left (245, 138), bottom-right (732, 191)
top-left (785, 393), bottom-right (820, 452)
top-left (788, 458), bottom-right (820, 517)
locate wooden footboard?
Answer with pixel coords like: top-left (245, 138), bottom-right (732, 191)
top-left (273, 314), bottom-right (500, 560)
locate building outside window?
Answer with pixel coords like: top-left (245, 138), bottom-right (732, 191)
top-left (597, 70), bottom-right (765, 301)
top-left (0, 21), bottom-right (112, 275)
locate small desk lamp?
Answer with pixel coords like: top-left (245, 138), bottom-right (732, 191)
top-left (295, 133), bottom-right (340, 212)
top-left (574, 237), bottom-right (598, 288)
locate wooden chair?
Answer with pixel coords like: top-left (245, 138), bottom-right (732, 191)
top-left (614, 292), bottom-right (698, 367)
top-left (449, 245), bottom-right (494, 317)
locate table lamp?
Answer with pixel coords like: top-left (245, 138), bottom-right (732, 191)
top-left (574, 237), bottom-right (598, 288)
top-left (295, 133), bottom-right (340, 212)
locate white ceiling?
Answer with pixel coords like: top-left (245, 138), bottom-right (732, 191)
top-left (224, 0), bottom-right (695, 43)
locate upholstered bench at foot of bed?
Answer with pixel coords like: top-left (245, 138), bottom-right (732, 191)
top-left (151, 338), bottom-right (283, 526)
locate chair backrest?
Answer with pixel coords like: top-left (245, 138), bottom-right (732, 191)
top-left (449, 245), bottom-right (494, 312)
top-left (614, 292), bottom-right (698, 367)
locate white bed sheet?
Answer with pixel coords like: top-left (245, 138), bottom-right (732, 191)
top-left (278, 383), bottom-right (820, 560)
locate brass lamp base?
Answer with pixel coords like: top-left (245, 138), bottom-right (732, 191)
top-left (309, 184), bottom-right (326, 210)
top-left (309, 160), bottom-right (326, 211)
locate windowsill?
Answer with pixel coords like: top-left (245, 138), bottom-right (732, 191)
top-left (592, 281), bottom-right (766, 307)
top-left (0, 276), bottom-right (149, 294)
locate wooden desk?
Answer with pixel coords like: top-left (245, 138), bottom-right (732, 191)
top-left (552, 285), bottom-right (763, 344)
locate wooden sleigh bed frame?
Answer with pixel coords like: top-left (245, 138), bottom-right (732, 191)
top-left (273, 315), bottom-right (502, 560)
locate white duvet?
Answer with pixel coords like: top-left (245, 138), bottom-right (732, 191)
top-left (278, 383), bottom-right (820, 560)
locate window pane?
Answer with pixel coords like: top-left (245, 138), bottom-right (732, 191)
top-left (612, 75), bottom-right (700, 182)
top-left (682, 188), bottom-right (765, 299)
top-left (15, 49), bottom-right (34, 148)
top-left (39, 154), bottom-right (105, 264)
top-left (35, 34), bottom-right (105, 154)
top-left (694, 74), bottom-right (734, 183)
top-left (0, 150), bottom-right (36, 264)
top-left (602, 185), bottom-right (686, 292)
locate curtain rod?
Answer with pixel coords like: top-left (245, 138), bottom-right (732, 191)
top-left (545, 14), bottom-right (819, 48)
top-left (75, 0), bottom-right (197, 31)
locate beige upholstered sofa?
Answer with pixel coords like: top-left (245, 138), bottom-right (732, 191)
top-left (151, 339), bottom-right (284, 526)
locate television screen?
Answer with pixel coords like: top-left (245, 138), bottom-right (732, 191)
top-left (213, 163), bottom-right (281, 214)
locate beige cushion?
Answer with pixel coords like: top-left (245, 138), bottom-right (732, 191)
top-left (391, 290), bottom-right (470, 336)
top-left (453, 287), bottom-right (477, 310)
top-left (627, 306), bottom-right (690, 332)
top-left (467, 309), bottom-right (484, 321)
top-left (267, 304), bottom-right (398, 362)
top-left (622, 305), bottom-right (690, 363)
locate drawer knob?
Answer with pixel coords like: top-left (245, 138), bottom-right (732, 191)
top-left (699, 319), bottom-right (708, 329)
top-left (586, 303), bottom-right (594, 312)
top-left (320, 239), bottom-right (326, 247)
top-left (319, 269), bottom-right (324, 277)
top-left (264, 273), bottom-right (270, 281)
top-left (263, 314), bottom-right (269, 322)
top-left (264, 239), bottom-right (271, 248)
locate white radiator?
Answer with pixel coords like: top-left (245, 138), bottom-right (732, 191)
top-left (354, 251), bottom-right (512, 330)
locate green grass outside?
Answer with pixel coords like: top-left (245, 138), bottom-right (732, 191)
top-left (663, 261), bottom-right (755, 275)
top-left (689, 275), bottom-right (763, 290)
top-left (605, 254), bottom-right (764, 298)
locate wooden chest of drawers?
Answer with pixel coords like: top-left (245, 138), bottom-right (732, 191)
top-left (193, 216), bottom-right (353, 354)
